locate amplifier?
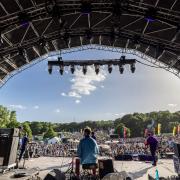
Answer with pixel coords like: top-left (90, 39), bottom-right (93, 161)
top-left (0, 128), bottom-right (19, 137)
top-left (98, 159), bottom-right (114, 179)
top-left (0, 128), bottom-right (19, 169)
top-left (174, 143), bottom-right (180, 157)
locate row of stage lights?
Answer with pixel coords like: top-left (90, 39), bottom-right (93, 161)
top-left (48, 56), bottom-right (136, 75)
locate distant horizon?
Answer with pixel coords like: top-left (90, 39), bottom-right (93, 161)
top-left (0, 49), bottom-right (180, 123)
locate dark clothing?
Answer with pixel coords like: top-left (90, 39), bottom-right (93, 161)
top-left (91, 135), bottom-right (96, 140)
top-left (147, 136), bottom-right (158, 165)
top-left (21, 136), bottom-right (28, 149)
top-left (19, 136), bottom-right (28, 160)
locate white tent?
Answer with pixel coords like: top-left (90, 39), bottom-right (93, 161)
top-left (48, 137), bottom-right (60, 144)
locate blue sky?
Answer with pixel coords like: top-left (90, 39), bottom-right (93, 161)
top-left (0, 49), bottom-right (180, 123)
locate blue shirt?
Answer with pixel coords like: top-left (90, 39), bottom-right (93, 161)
top-left (77, 136), bottom-right (99, 165)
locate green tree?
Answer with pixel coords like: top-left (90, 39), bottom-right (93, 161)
top-left (44, 126), bottom-right (57, 139)
top-left (7, 111), bottom-right (19, 128)
top-left (0, 105), bottom-right (10, 128)
top-left (22, 122), bottom-right (32, 139)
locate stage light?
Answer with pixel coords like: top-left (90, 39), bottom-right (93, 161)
top-left (48, 64), bottom-right (52, 74)
top-left (70, 64), bottom-right (75, 74)
top-left (94, 64), bottom-right (100, 75)
top-left (119, 64), bottom-right (124, 74)
top-left (59, 65), bottom-right (64, 75)
top-left (145, 7), bottom-right (157, 22)
top-left (108, 64), bottom-right (113, 74)
top-left (130, 63), bottom-right (135, 73)
top-left (82, 65), bottom-right (87, 75)
top-left (120, 55), bottom-right (125, 61)
top-left (81, 1), bottom-right (91, 14)
top-left (18, 47), bottom-right (27, 59)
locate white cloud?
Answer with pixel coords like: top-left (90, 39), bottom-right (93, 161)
top-left (9, 104), bottom-right (26, 110)
top-left (67, 66), bottom-right (107, 98)
top-left (114, 113), bottom-right (120, 116)
top-left (168, 103), bottom-right (177, 107)
top-left (100, 85), bottom-right (105, 88)
top-left (68, 91), bottom-right (81, 98)
top-left (61, 92), bottom-right (67, 96)
top-left (55, 109), bottom-right (60, 113)
top-left (34, 105), bottom-right (39, 109)
top-left (75, 99), bottom-right (80, 104)
top-left (106, 112), bottom-right (125, 117)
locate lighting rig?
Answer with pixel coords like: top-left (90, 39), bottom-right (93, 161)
top-left (48, 56), bottom-right (136, 75)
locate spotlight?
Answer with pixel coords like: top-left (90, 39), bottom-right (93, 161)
top-left (82, 65), bottom-right (87, 75)
top-left (130, 63), bottom-right (136, 73)
top-left (48, 64), bottom-right (52, 74)
top-left (81, 1), bottom-right (91, 14)
top-left (119, 64), bottom-right (124, 74)
top-left (70, 64), bottom-right (75, 74)
top-left (145, 7), bottom-right (157, 22)
top-left (108, 64), bottom-right (113, 74)
top-left (18, 47), bottom-right (27, 59)
top-left (94, 64), bottom-right (100, 75)
top-left (59, 65), bottom-right (64, 75)
top-left (120, 55), bottom-right (125, 61)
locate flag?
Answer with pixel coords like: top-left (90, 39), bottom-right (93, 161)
top-left (177, 125), bottom-right (180, 135)
top-left (123, 127), bottom-right (127, 138)
top-left (157, 123), bottom-right (161, 136)
top-left (173, 126), bottom-right (177, 136)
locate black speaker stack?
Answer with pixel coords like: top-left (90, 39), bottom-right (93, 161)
top-left (98, 159), bottom-right (114, 179)
top-left (0, 128), bottom-right (19, 170)
top-left (173, 143), bottom-right (180, 175)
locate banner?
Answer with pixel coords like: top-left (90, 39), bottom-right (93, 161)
top-left (177, 125), bottom-right (180, 135)
top-left (157, 123), bottom-right (161, 136)
top-left (123, 127), bottom-right (127, 138)
top-left (173, 126), bottom-right (177, 136)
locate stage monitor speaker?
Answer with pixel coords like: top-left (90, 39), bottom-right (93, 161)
top-left (102, 171), bottom-right (133, 180)
top-left (0, 128), bottom-right (19, 168)
top-left (174, 143), bottom-right (180, 157)
top-left (115, 155), bottom-right (133, 161)
top-left (98, 159), bottom-right (114, 179)
top-left (44, 169), bottom-right (66, 180)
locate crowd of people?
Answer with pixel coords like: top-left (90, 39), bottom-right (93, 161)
top-left (22, 132), bottom-right (175, 162)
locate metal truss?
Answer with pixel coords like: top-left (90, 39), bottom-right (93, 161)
top-left (0, 44), bottom-right (179, 88)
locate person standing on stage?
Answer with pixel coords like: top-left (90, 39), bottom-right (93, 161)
top-left (19, 133), bottom-right (29, 161)
top-left (77, 127), bottom-right (99, 172)
top-left (145, 133), bottom-right (158, 166)
top-left (91, 131), bottom-right (96, 141)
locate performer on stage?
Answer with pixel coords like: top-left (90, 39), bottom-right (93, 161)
top-left (145, 133), bottom-right (158, 166)
top-left (77, 127), bottom-right (99, 174)
top-left (19, 133), bottom-right (29, 161)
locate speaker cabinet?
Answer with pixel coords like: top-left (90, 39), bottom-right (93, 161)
top-left (174, 143), bottom-right (180, 157)
top-left (0, 128), bottom-right (19, 168)
top-left (98, 159), bottom-right (114, 179)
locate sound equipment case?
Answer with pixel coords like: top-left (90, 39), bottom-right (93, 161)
top-left (0, 128), bottom-right (19, 171)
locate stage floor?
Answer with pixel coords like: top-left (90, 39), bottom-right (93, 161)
top-left (22, 157), bottom-right (177, 179)
top-left (1, 157), bottom-right (177, 179)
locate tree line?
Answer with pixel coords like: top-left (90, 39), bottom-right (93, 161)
top-left (0, 105), bottom-right (180, 138)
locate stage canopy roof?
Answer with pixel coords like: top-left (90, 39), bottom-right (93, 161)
top-left (0, 0), bottom-right (180, 84)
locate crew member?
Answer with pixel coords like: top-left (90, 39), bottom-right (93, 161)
top-left (77, 128), bottom-right (99, 174)
top-left (145, 133), bottom-right (158, 166)
top-left (91, 131), bottom-right (96, 141)
top-left (19, 133), bottom-right (29, 161)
